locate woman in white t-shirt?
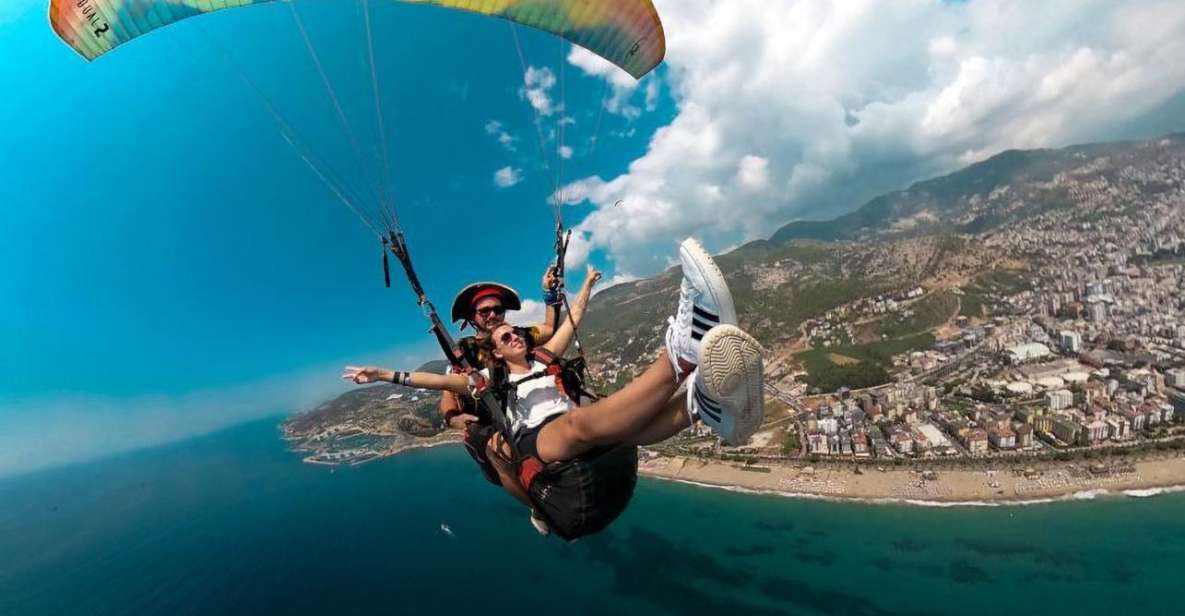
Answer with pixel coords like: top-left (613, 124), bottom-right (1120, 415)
top-left (343, 239), bottom-right (765, 540)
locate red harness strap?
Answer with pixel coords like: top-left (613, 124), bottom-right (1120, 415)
top-left (511, 349), bottom-right (573, 491)
top-left (531, 348), bottom-right (569, 398)
top-left (518, 456), bottom-right (546, 490)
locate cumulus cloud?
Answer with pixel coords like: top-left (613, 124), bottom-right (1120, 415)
top-left (568, 47), bottom-right (631, 88)
top-left (485, 120), bottom-right (517, 151)
top-left (645, 78), bottom-right (661, 112)
top-left (568, 46), bottom-right (656, 120)
top-left (507, 299), bottom-right (546, 327)
top-left (521, 66), bottom-right (560, 116)
top-left (560, 0), bottom-right (1185, 276)
top-left (737, 155), bottom-right (770, 192)
top-left (494, 166), bottom-right (524, 188)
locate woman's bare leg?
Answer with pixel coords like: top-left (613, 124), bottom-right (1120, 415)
top-left (487, 433), bottom-right (532, 507)
top-left (624, 394), bottom-right (693, 446)
top-left (535, 350), bottom-right (686, 462)
top-left (532, 236), bottom-right (748, 462)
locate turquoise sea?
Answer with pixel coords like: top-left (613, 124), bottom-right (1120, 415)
top-left (2, 419), bottom-right (1182, 616)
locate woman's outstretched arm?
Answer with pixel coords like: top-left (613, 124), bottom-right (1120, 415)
top-left (542, 265), bottom-right (602, 357)
top-left (342, 366), bottom-right (470, 395)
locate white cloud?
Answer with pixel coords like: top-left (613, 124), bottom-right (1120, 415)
top-left (562, 230), bottom-right (593, 271)
top-left (559, 0), bottom-right (1185, 276)
top-left (568, 46), bottom-right (637, 89)
top-left (568, 46), bottom-right (656, 120)
top-left (645, 78), bottom-right (661, 112)
top-left (521, 66), bottom-right (559, 116)
top-left (484, 120), bottom-right (517, 151)
top-left (606, 89), bottom-right (643, 121)
top-left (507, 299), bottom-right (547, 327)
top-left (494, 166), bottom-right (524, 188)
top-left (736, 155), bottom-right (770, 192)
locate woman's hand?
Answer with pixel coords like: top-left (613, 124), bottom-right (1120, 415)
top-left (584, 264), bottom-right (603, 288)
top-left (342, 366), bottom-right (391, 385)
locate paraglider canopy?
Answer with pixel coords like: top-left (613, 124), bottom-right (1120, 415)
top-left (48, 0), bottom-right (666, 79)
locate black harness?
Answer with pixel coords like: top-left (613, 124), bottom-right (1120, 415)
top-left (384, 230), bottom-right (631, 541)
top-left (490, 347), bottom-right (598, 415)
top-left (384, 232), bottom-right (515, 444)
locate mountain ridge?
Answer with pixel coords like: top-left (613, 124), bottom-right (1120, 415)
top-left (770, 134), bottom-right (1185, 243)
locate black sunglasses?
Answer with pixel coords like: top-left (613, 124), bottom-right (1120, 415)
top-left (498, 330), bottom-right (520, 345)
top-left (476, 305), bottom-right (507, 317)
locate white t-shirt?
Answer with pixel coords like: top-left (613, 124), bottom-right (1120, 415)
top-left (481, 361), bottom-right (575, 433)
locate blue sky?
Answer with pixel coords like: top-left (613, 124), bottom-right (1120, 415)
top-left (0, 1), bottom-right (672, 476)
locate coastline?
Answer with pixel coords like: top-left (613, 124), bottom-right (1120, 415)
top-left (296, 434), bottom-right (463, 467)
top-left (290, 428), bottom-right (1185, 506)
top-left (637, 453), bottom-right (1185, 506)
top-left (384, 435), bottom-right (463, 458)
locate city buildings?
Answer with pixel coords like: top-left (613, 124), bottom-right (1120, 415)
top-left (1007, 343), bottom-right (1053, 364)
top-left (1167, 369), bottom-right (1185, 389)
top-left (1047, 390), bottom-right (1074, 411)
top-left (1059, 331), bottom-right (1083, 353)
top-left (767, 186), bottom-right (1185, 462)
top-left (1171, 389), bottom-right (1185, 422)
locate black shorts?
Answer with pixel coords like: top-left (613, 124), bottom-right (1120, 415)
top-left (463, 424), bottom-right (502, 486)
top-left (514, 414), bottom-right (639, 542)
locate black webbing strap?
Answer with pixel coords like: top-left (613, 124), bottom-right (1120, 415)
top-left (550, 224), bottom-right (598, 397)
top-left (385, 231), bottom-right (519, 456)
top-left (381, 240), bottom-right (391, 288)
top-left (552, 224), bottom-right (571, 285)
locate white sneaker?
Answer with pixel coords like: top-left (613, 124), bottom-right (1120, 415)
top-left (685, 368), bottom-right (719, 425)
top-left (666, 238), bottom-right (737, 378)
top-left (529, 511), bottom-right (550, 536)
top-left (690, 325), bottom-right (764, 446)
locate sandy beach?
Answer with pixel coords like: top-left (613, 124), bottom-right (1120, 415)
top-left (638, 453), bottom-right (1185, 504)
top-left (312, 434), bottom-right (1185, 505)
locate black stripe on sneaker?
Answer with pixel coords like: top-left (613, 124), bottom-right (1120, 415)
top-left (698, 404), bottom-right (721, 423)
top-left (694, 388), bottom-right (723, 423)
top-left (696, 390), bottom-right (722, 414)
top-left (692, 317), bottom-right (713, 334)
top-left (692, 330), bottom-right (704, 341)
top-left (693, 305), bottom-right (720, 323)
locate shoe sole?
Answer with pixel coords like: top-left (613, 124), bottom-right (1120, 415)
top-left (680, 239), bottom-right (737, 326)
top-left (699, 325), bottom-right (764, 445)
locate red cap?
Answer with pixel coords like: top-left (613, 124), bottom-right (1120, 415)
top-left (471, 287), bottom-right (505, 307)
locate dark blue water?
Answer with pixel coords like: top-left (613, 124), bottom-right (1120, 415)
top-left (2, 419), bottom-right (1182, 615)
